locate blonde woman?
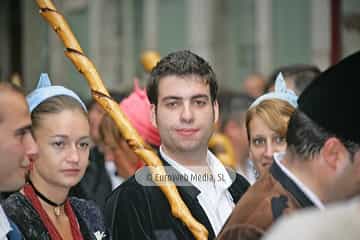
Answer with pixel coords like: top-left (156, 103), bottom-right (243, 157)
top-left (3, 74), bottom-right (108, 240)
top-left (246, 73), bottom-right (298, 179)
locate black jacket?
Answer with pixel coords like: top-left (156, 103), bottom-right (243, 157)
top-left (105, 153), bottom-right (249, 240)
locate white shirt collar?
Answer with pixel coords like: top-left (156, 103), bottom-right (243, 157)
top-left (159, 146), bottom-right (233, 191)
top-left (0, 205), bottom-right (11, 239)
top-left (274, 152), bottom-right (325, 209)
top-left (237, 159), bottom-right (257, 185)
top-left (105, 161), bottom-right (125, 189)
top-left (159, 146), bottom-right (236, 235)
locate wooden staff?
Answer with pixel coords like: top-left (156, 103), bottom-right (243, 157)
top-left (34, 0), bottom-right (208, 239)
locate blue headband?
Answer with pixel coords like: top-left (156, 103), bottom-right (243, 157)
top-left (249, 73), bottom-right (298, 109)
top-left (27, 73), bottom-right (87, 113)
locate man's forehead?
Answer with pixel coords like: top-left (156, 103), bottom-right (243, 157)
top-left (0, 90), bottom-right (29, 123)
top-left (0, 87), bottom-right (25, 102)
top-left (158, 75), bottom-right (210, 99)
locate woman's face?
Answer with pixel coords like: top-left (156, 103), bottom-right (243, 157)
top-left (32, 109), bottom-right (91, 190)
top-left (248, 115), bottom-right (287, 176)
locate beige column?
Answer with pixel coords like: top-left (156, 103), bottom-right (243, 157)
top-left (120, 0), bottom-right (135, 89)
top-left (255, 0), bottom-right (273, 75)
top-left (186, 0), bottom-right (214, 64)
top-left (143, 0), bottom-right (159, 50)
top-left (311, 0), bottom-right (330, 70)
top-left (22, 0), bottom-right (47, 90)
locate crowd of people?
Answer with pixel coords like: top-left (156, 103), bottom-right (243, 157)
top-left (0, 49), bottom-right (359, 240)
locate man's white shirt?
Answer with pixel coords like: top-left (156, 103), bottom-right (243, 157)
top-left (0, 205), bottom-right (11, 240)
top-left (160, 146), bottom-right (235, 236)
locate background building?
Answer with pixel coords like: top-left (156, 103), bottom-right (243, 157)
top-left (0, 0), bottom-right (359, 100)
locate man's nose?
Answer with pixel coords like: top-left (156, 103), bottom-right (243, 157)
top-left (180, 104), bottom-right (194, 123)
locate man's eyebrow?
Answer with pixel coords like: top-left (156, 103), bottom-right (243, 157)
top-left (160, 95), bottom-right (210, 102)
top-left (191, 94), bottom-right (209, 100)
top-left (48, 134), bottom-right (69, 139)
top-left (15, 124), bottom-right (32, 135)
top-left (161, 96), bottom-right (182, 102)
top-left (78, 136), bottom-right (92, 141)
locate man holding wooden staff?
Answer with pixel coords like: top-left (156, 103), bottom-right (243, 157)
top-left (105, 50), bottom-right (250, 240)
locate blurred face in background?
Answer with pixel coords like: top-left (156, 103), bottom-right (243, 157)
top-left (243, 74), bottom-right (266, 98)
top-left (224, 112), bottom-right (249, 166)
top-left (99, 114), bottom-right (140, 178)
top-left (88, 102), bottom-right (105, 144)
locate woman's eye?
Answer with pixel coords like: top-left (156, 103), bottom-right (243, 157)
top-left (78, 142), bottom-right (90, 150)
top-left (252, 138), bottom-right (265, 146)
top-left (274, 136), bottom-right (286, 144)
top-left (52, 141), bottom-right (65, 149)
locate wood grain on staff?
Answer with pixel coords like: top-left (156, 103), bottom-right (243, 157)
top-left (34, 0), bottom-right (208, 239)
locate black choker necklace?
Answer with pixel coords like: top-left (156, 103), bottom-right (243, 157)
top-left (28, 180), bottom-right (67, 216)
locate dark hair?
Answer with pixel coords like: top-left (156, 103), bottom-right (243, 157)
top-left (99, 113), bottom-right (123, 146)
top-left (31, 95), bottom-right (88, 131)
top-left (147, 50), bottom-right (218, 106)
top-left (218, 91), bottom-right (254, 130)
top-left (287, 110), bottom-right (359, 160)
top-left (266, 64), bottom-right (321, 94)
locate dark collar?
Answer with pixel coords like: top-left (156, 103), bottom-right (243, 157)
top-left (270, 160), bottom-right (316, 208)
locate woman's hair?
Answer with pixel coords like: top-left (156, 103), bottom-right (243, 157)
top-left (246, 99), bottom-right (296, 140)
top-left (99, 114), bottom-right (122, 147)
top-left (31, 95), bottom-right (88, 130)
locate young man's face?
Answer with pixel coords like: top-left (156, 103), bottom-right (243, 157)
top-left (151, 75), bottom-right (218, 157)
top-left (0, 90), bottom-right (37, 191)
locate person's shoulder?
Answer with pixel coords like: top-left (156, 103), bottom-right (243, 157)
top-left (263, 200), bottom-right (360, 240)
top-left (233, 172), bottom-right (251, 189)
top-left (70, 197), bottom-right (109, 238)
top-left (2, 192), bottom-right (42, 236)
top-left (107, 167), bottom-right (157, 201)
top-left (2, 192), bottom-right (28, 213)
top-left (227, 174), bottom-right (285, 224)
top-left (228, 172), bottom-right (251, 202)
top-left (70, 197), bottom-right (103, 219)
top-left (239, 173), bottom-right (280, 202)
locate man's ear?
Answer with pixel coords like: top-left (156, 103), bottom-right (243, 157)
top-left (150, 104), bottom-right (157, 128)
top-left (321, 137), bottom-right (349, 171)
